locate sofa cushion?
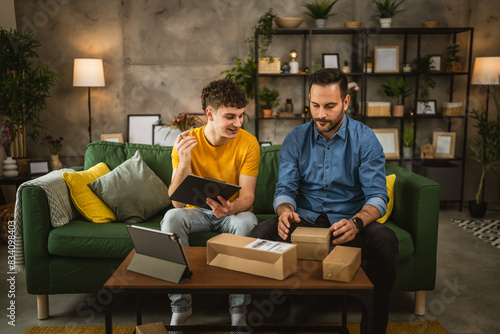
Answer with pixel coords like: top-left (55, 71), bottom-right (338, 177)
top-left (88, 150), bottom-right (171, 223)
top-left (377, 174), bottom-right (396, 224)
top-left (385, 220), bottom-right (414, 261)
top-left (253, 145), bottom-right (280, 213)
top-left (62, 163), bottom-right (116, 223)
top-left (48, 217), bottom-right (162, 258)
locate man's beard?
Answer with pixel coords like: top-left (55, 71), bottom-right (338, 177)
top-left (313, 103), bottom-right (344, 135)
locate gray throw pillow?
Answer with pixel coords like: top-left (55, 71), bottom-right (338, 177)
top-left (88, 150), bottom-right (171, 223)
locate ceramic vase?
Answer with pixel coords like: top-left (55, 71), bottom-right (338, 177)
top-left (315, 19), bottom-right (326, 28)
top-left (380, 18), bottom-right (392, 28)
top-left (50, 154), bottom-right (63, 170)
top-left (3, 157), bottom-right (19, 178)
top-left (403, 147), bottom-right (413, 159)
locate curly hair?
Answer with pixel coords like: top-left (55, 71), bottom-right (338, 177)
top-left (309, 68), bottom-right (348, 100)
top-left (201, 79), bottom-right (249, 111)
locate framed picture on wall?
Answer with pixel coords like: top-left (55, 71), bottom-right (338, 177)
top-left (127, 114), bottom-right (161, 145)
top-left (374, 46), bottom-right (399, 73)
top-left (433, 132), bottom-right (456, 158)
top-left (373, 128), bottom-right (400, 160)
top-left (429, 54), bottom-right (443, 72)
top-left (416, 100), bottom-right (437, 115)
top-left (29, 161), bottom-right (50, 175)
top-left (322, 53), bottom-right (340, 69)
top-left (101, 133), bottom-right (123, 142)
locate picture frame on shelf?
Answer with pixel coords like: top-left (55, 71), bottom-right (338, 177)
top-left (433, 132), bottom-right (456, 159)
top-left (322, 53), bottom-right (339, 69)
top-left (101, 133), bottom-right (123, 142)
top-left (374, 46), bottom-right (399, 73)
top-left (372, 128), bottom-right (400, 160)
top-left (429, 54), bottom-right (443, 72)
top-left (259, 141), bottom-right (272, 146)
top-left (127, 114), bottom-right (161, 145)
top-left (416, 100), bottom-right (437, 115)
top-left (29, 160), bottom-right (50, 175)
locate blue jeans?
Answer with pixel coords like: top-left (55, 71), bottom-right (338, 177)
top-left (160, 207), bottom-right (258, 314)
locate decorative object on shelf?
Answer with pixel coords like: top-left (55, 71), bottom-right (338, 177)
top-left (429, 54), bottom-right (442, 72)
top-left (441, 102), bottom-right (463, 116)
top-left (382, 77), bottom-right (413, 116)
top-left (289, 50), bottom-right (299, 74)
top-left (73, 58), bottom-right (105, 143)
top-left (322, 53), bottom-right (339, 69)
top-left (285, 99), bottom-right (294, 114)
top-left (0, 121), bottom-right (14, 159)
top-left (402, 123), bottom-right (414, 159)
top-left (0, 28), bottom-right (58, 160)
top-left (468, 105), bottom-right (500, 218)
top-left (347, 82), bottom-right (359, 116)
top-left (420, 143), bottom-right (434, 159)
top-left (259, 86), bottom-right (280, 118)
top-left (413, 54), bottom-right (436, 104)
top-left (101, 133), bottom-right (124, 142)
top-left (43, 135), bottom-right (63, 170)
top-left (166, 111), bottom-right (203, 132)
top-left (373, 128), bottom-right (399, 160)
top-left (302, 0), bottom-right (339, 28)
top-left (365, 101), bottom-right (391, 117)
top-left (374, 46), bottom-right (399, 73)
top-left (433, 132), bottom-right (456, 159)
top-left (363, 57), bottom-right (373, 73)
top-left (281, 63), bottom-right (290, 73)
top-left (303, 106), bottom-right (310, 118)
top-left (402, 63), bottom-right (412, 72)
top-left (258, 57), bottom-right (281, 74)
top-left (342, 60), bottom-right (351, 73)
top-left (421, 21), bottom-right (440, 28)
top-left (373, 0), bottom-right (407, 28)
top-left (416, 100), bottom-right (437, 115)
top-left (3, 157), bottom-right (18, 178)
top-left (29, 160), bottom-right (50, 175)
top-left (344, 21), bottom-right (362, 28)
top-left (50, 155), bottom-right (62, 170)
top-left (445, 43), bottom-right (463, 73)
top-left (274, 17), bottom-right (303, 28)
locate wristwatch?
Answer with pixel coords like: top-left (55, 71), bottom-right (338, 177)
top-left (350, 217), bottom-right (364, 232)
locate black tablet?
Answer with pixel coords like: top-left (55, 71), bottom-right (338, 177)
top-left (169, 174), bottom-right (241, 209)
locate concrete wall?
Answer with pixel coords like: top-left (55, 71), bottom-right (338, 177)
top-left (10, 0), bottom-right (500, 204)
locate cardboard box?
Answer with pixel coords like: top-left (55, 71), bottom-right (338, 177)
top-left (291, 227), bottom-right (331, 260)
top-left (136, 322), bottom-right (168, 334)
top-left (322, 246), bottom-right (361, 283)
top-left (364, 101), bottom-right (391, 117)
top-left (207, 233), bottom-right (297, 280)
top-left (258, 57), bottom-right (281, 74)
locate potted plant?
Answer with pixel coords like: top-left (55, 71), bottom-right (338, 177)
top-left (302, 0), bottom-right (339, 28)
top-left (0, 28), bottom-right (57, 171)
top-left (413, 55), bottom-right (436, 109)
top-left (445, 43), bottom-right (463, 73)
top-left (342, 60), bottom-right (351, 73)
top-left (468, 106), bottom-right (500, 218)
top-left (259, 86), bottom-right (280, 118)
top-left (373, 0), bottom-right (407, 28)
top-left (382, 77), bottom-right (413, 116)
top-left (402, 123), bottom-right (414, 159)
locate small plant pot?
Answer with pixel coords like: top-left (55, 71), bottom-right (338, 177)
top-left (392, 105), bottom-right (404, 117)
top-left (380, 18), bottom-right (392, 28)
top-left (315, 19), bottom-right (326, 28)
top-left (341, 66), bottom-right (351, 73)
top-left (468, 200), bottom-right (487, 218)
top-left (262, 109), bottom-right (273, 118)
top-left (403, 147), bottom-right (413, 159)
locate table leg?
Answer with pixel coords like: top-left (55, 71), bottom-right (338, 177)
top-left (341, 295), bottom-right (348, 333)
top-left (105, 303), bottom-right (112, 334)
top-left (136, 294), bottom-right (143, 325)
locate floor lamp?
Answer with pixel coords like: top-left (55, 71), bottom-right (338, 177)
top-left (73, 59), bottom-right (105, 143)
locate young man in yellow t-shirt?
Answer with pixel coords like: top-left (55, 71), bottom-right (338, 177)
top-left (160, 79), bottom-right (260, 327)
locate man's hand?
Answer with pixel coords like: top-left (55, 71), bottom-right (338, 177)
top-left (175, 130), bottom-right (197, 167)
top-left (206, 196), bottom-right (232, 219)
top-left (329, 219), bottom-right (358, 244)
top-left (278, 211), bottom-right (300, 241)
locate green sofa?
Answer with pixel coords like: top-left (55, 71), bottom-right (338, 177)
top-left (21, 141), bottom-right (439, 319)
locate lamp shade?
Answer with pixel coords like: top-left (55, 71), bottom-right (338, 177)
top-left (471, 56), bottom-right (500, 85)
top-left (73, 58), bottom-right (105, 87)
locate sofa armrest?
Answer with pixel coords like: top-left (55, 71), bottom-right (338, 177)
top-left (386, 165), bottom-right (440, 290)
top-left (21, 186), bottom-right (52, 294)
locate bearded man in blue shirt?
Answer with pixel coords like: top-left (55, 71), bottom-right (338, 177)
top-left (251, 68), bottom-right (398, 334)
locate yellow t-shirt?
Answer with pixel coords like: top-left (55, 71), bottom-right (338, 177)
top-left (172, 125), bottom-right (260, 202)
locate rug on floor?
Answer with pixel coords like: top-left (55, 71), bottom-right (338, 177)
top-left (451, 219), bottom-right (500, 249)
top-left (24, 321), bottom-right (449, 334)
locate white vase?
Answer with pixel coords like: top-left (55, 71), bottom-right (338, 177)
top-left (3, 157), bottom-right (18, 178)
top-left (315, 19), bottom-right (326, 28)
top-left (380, 18), bottom-right (392, 28)
top-left (403, 147), bottom-right (413, 159)
top-left (50, 154), bottom-right (63, 170)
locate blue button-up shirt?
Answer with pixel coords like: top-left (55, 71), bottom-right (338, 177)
top-left (274, 116), bottom-right (388, 225)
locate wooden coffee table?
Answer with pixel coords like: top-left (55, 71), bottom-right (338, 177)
top-left (103, 247), bottom-right (374, 333)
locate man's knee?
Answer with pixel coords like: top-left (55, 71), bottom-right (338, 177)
top-left (364, 222), bottom-right (399, 255)
top-left (250, 217), bottom-right (278, 239)
top-left (231, 212), bottom-right (258, 236)
top-left (161, 208), bottom-right (188, 232)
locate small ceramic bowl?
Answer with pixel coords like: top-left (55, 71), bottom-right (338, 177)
top-left (274, 17), bottom-right (304, 28)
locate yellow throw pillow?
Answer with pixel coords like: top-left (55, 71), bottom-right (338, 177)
top-left (377, 174), bottom-right (396, 224)
top-left (62, 162), bottom-right (116, 223)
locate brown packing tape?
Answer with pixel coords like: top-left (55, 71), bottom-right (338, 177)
top-left (322, 246), bottom-right (361, 282)
top-left (136, 322), bottom-right (168, 334)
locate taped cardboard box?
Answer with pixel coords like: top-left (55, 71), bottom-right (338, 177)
top-left (291, 227), bottom-right (331, 260)
top-left (207, 233), bottom-right (297, 280)
top-left (322, 246), bottom-right (361, 283)
top-left (136, 322), bottom-right (168, 334)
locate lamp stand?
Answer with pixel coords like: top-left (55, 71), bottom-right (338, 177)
top-left (87, 87), bottom-right (92, 143)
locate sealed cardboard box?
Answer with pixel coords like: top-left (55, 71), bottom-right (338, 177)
top-left (291, 227), bottom-right (331, 260)
top-left (207, 233), bottom-right (297, 280)
top-left (322, 246), bottom-right (361, 283)
top-left (136, 322), bottom-right (168, 334)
